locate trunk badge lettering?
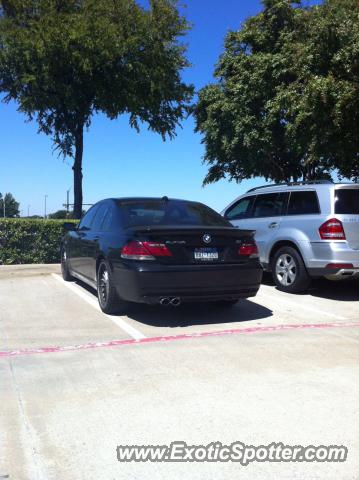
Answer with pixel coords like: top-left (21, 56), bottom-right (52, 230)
top-left (165, 240), bottom-right (186, 245)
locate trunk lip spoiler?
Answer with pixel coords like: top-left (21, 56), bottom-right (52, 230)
top-left (126, 225), bottom-right (256, 236)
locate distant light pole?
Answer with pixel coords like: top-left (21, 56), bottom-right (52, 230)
top-left (3, 196), bottom-right (5, 218)
top-left (27, 205), bottom-right (30, 217)
top-left (67, 189), bottom-right (70, 216)
top-left (44, 195), bottom-right (48, 219)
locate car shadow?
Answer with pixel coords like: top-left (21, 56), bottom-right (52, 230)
top-left (74, 280), bottom-right (272, 328)
top-left (261, 272), bottom-right (275, 287)
top-left (308, 278), bottom-right (359, 302)
top-left (127, 300), bottom-right (273, 328)
top-left (261, 271), bottom-right (359, 302)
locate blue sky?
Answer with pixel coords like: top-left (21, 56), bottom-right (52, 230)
top-left (0, 0), bottom-right (319, 216)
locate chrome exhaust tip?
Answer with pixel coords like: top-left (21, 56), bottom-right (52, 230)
top-left (170, 297), bottom-right (181, 307)
top-left (159, 297), bottom-right (170, 306)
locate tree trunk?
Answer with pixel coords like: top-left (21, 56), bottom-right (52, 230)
top-left (72, 124), bottom-right (84, 219)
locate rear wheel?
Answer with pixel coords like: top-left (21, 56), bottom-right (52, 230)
top-left (272, 246), bottom-right (311, 293)
top-left (61, 247), bottom-right (73, 282)
top-left (97, 261), bottom-right (129, 315)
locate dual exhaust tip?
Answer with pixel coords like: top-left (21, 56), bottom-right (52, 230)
top-left (159, 297), bottom-right (181, 307)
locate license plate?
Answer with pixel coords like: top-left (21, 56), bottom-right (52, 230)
top-left (194, 248), bottom-right (219, 261)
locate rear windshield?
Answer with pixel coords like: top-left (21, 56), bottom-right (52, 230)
top-left (117, 200), bottom-right (231, 228)
top-left (335, 189), bottom-right (359, 214)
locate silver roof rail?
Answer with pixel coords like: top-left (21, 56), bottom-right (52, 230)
top-left (246, 180), bottom-right (333, 193)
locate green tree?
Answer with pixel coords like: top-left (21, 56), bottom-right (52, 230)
top-left (195, 0), bottom-right (359, 185)
top-left (48, 209), bottom-right (85, 219)
top-left (48, 209), bottom-right (69, 219)
top-left (0, 192), bottom-right (20, 217)
top-left (0, 0), bottom-right (193, 218)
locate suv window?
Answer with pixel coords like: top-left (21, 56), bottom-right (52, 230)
top-left (252, 193), bottom-right (286, 218)
top-left (335, 189), bottom-right (359, 214)
top-left (78, 205), bottom-right (98, 230)
top-left (225, 196), bottom-right (255, 220)
top-left (91, 203), bottom-right (109, 231)
top-left (287, 191), bottom-right (320, 215)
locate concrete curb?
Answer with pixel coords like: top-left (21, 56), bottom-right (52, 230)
top-left (0, 264), bottom-right (61, 278)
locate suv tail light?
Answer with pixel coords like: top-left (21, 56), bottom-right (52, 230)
top-left (238, 242), bottom-right (259, 258)
top-left (121, 241), bottom-right (172, 260)
top-left (326, 263), bottom-right (354, 269)
top-left (319, 218), bottom-right (346, 240)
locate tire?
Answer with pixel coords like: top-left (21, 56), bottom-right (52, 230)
top-left (61, 247), bottom-right (73, 282)
top-left (97, 260), bottom-right (129, 315)
top-left (272, 246), bottom-right (311, 293)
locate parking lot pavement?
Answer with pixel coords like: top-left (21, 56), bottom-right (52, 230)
top-left (1, 265), bottom-right (359, 480)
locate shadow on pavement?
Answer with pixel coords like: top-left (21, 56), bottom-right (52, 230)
top-left (125, 299), bottom-right (272, 328)
top-left (75, 280), bottom-right (272, 328)
top-left (261, 271), bottom-right (359, 302)
top-left (308, 278), bottom-right (359, 302)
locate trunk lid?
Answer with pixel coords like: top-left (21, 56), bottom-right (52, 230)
top-left (130, 225), bottom-right (256, 264)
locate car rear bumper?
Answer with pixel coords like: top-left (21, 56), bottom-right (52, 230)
top-left (112, 261), bottom-right (263, 304)
top-left (301, 241), bottom-right (358, 267)
top-left (307, 267), bottom-right (359, 278)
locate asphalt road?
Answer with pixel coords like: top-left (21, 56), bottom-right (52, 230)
top-left (0, 265), bottom-right (358, 480)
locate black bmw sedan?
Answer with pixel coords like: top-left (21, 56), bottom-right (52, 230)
top-left (61, 197), bottom-right (263, 314)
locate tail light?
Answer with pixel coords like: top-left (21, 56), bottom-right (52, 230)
top-left (238, 242), bottom-right (259, 258)
top-left (319, 218), bottom-right (346, 240)
top-left (326, 263), bottom-right (354, 269)
top-left (121, 241), bottom-right (172, 260)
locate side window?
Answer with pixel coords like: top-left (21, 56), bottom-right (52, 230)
top-left (91, 203), bottom-right (109, 232)
top-left (287, 191), bottom-right (320, 215)
top-left (225, 197), bottom-right (255, 220)
top-left (78, 205), bottom-right (98, 230)
top-left (252, 193), bottom-right (286, 218)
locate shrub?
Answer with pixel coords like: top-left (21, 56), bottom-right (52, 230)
top-left (0, 218), bottom-right (78, 265)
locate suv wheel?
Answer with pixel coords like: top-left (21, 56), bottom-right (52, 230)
top-left (61, 247), bottom-right (73, 282)
top-left (272, 246), bottom-right (311, 293)
top-left (97, 261), bottom-right (129, 315)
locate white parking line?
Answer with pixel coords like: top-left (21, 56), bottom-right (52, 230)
top-left (258, 285), bottom-right (348, 321)
top-left (51, 274), bottom-right (146, 340)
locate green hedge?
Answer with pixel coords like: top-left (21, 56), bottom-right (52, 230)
top-left (0, 218), bottom-right (78, 265)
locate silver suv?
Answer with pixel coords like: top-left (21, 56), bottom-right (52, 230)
top-left (222, 181), bottom-right (359, 293)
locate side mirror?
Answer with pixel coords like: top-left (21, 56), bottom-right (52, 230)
top-left (63, 222), bottom-right (77, 232)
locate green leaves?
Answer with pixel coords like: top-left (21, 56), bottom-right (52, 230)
top-left (0, 0), bottom-right (193, 217)
top-left (195, 0), bottom-right (359, 184)
top-left (0, 218), bottom-right (78, 264)
top-left (0, 192), bottom-right (20, 218)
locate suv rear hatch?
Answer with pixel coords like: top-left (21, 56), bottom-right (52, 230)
top-left (335, 186), bottom-right (359, 250)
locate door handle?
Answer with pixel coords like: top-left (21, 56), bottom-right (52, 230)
top-left (268, 222), bottom-right (278, 229)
